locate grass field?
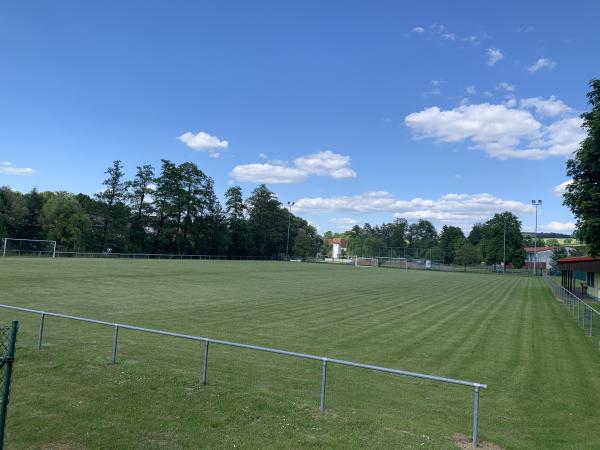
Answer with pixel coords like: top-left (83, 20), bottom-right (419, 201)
top-left (2, 259), bottom-right (600, 449)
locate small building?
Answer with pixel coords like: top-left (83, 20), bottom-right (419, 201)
top-left (329, 238), bottom-right (348, 259)
top-left (557, 256), bottom-right (600, 300)
top-left (524, 246), bottom-right (575, 270)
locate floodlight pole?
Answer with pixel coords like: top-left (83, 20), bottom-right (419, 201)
top-left (531, 200), bottom-right (542, 276)
top-left (503, 216), bottom-right (506, 275)
top-left (285, 202), bottom-right (294, 260)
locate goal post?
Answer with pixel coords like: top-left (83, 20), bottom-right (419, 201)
top-left (354, 256), bottom-right (378, 268)
top-left (375, 257), bottom-right (408, 270)
top-left (1, 238), bottom-right (57, 258)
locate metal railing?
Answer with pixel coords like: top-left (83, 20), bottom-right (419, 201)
top-left (0, 303), bottom-right (488, 448)
top-left (543, 274), bottom-right (600, 340)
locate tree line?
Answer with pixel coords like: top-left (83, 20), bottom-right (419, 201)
top-left (0, 160), bottom-right (321, 258)
top-left (323, 212), bottom-right (527, 267)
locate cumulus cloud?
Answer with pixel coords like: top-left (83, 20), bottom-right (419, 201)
top-left (177, 131), bottom-right (229, 158)
top-left (541, 221), bottom-right (576, 234)
top-left (229, 164), bottom-right (307, 184)
top-left (528, 58), bottom-right (556, 73)
top-left (466, 85), bottom-right (477, 95)
top-left (412, 26), bottom-right (425, 33)
top-left (496, 82), bottom-right (516, 92)
top-left (0, 162), bottom-right (37, 176)
top-left (486, 48), bottom-right (503, 66)
top-left (519, 96), bottom-right (571, 117)
top-left (294, 151), bottom-right (357, 179)
top-left (553, 179), bottom-right (573, 196)
top-left (404, 100), bottom-right (585, 160)
top-left (295, 191), bottom-right (534, 230)
top-left (230, 150), bottom-right (356, 184)
top-left (330, 217), bottom-right (359, 230)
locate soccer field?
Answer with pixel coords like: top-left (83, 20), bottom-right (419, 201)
top-left (2, 259), bottom-right (600, 449)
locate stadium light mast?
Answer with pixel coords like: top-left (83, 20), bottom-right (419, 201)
top-left (503, 215), bottom-right (506, 275)
top-left (531, 200), bottom-right (542, 276)
top-left (286, 201), bottom-right (295, 260)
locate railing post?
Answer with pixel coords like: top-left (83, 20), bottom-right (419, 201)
top-left (590, 310), bottom-right (594, 337)
top-left (472, 385), bottom-right (480, 448)
top-left (0, 321), bottom-right (18, 450)
top-left (320, 358), bottom-right (328, 412)
top-left (111, 325), bottom-right (119, 364)
top-left (37, 313), bottom-right (45, 349)
top-left (202, 340), bottom-right (209, 385)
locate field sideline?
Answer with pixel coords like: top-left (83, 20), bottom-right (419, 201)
top-left (1, 259), bottom-right (600, 449)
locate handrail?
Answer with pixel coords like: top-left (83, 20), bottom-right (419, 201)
top-left (0, 302), bottom-right (487, 447)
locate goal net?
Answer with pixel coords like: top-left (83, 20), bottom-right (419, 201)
top-left (355, 257), bottom-right (377, 267)
top-left (1, 238), bottom-right (57, 257)
top-left (376, 257), bottom-right (408, 269)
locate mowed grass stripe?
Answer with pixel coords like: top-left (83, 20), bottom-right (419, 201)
top-left (3, 259), bottom-right (600, 449)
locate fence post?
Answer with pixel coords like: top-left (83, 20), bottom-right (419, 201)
top-left (202, 340), bottom-right (209, 385)
top-left (0, 321), bottom-right (18, 450)
top-left (472, 385), bottom-right (480, 448)
top-left (37, 313), bottom-right (45, 349)
top-left (590, 310), bottom-right (594, 337)
top-left (111, 325), bottom-right (119, 364)
top-left (320, 358), bottom-right (328, 412)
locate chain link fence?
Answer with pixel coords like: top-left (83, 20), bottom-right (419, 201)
top-left (0, 321), bottom-right (18, 450)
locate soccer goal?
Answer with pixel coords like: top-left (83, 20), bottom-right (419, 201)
top-left (375, 257), bottom-right (408, 270)
top-left (1, 238), bottom-right (57, 257)
top-left (354, 256), bottom-right (378, 267)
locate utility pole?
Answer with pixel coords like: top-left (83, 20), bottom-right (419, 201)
top-left (285, 201), bottom-right (294, 259)
top-left (503, 216), bottom-right (506, 275)
top-left (531, 200), bottom-right (542, 276)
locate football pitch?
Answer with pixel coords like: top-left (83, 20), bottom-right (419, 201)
top-left (2, 259), bottom-right (600, 449)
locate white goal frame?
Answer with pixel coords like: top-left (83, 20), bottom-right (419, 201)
top-left (375, 257), bottom-right (408, 270)
top-left (1, 238), bottom-right (57, 258)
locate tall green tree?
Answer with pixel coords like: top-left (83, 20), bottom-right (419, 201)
top-left (406, 220), bottom-right (438, 252)
top-left (225, 186), bottom-right (250, 255)
top-left (40, 193), bottom-right (90, 251)
top-left (564, 79), bottom-right (600, 256)
top-left (96, 160), bottom-right (129, 251)
top-left (127, 164), bottom-right (155, 252)
top-left (0, 186), bottom-right (28, 238)
top-left (438, 225), bottom-right (465, 263)
top-left (479, 212), bottom-right (525, 267)
top-left (454, 239), bottom-right (481, 268)
top-left (246, 185), bottom-right (287, 257)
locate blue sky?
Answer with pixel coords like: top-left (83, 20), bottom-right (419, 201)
top-left (1, 0), bottom-right (598, 235)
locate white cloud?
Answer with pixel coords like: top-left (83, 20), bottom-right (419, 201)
top-left (259, 153), bottom-right (268, 159)
top-left (466, 85), bottom-right (477, 95)
top-left (519, 96), bottom-right (571, 117)
top-left (296, 191), bottom-right (534, 231)
top-left (177, 131), bottom-right (229, 158)
top-left (528, 58), bottom-right (556, 73)
top-left (330, 217), bottom-right (359, 230)
top-left (230, 150), bottom-right (356, 184)
top-left (412, 26), bottom-right (425, 33)
top-left (486, 48), bottom-right (503, 66)
top-left (0, 162), bottom-right (37, 176)
top-left (518, 25), bottom-right (535, 33)
top-left (553, 179), bottom-right (573, 196)
top-left (496, 82), bottom-right (515, 92)
top-left (229, 164), bottom-right (307, 184)
top-left (404, 101), bottom-right (585, 160)
top-left (294, 151), bottom-right (356, 179)
top-left (541, 221), bottom-right (576, 234)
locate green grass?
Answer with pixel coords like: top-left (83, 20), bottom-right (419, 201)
top-left (1, 259), bottom-right (600, 449)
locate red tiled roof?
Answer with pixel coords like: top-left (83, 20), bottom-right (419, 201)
top-left (559, 256), bottom-right (599, 263)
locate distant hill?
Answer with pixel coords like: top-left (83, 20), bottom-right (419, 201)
top-left (522, 232), bottom-right (572, 239)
